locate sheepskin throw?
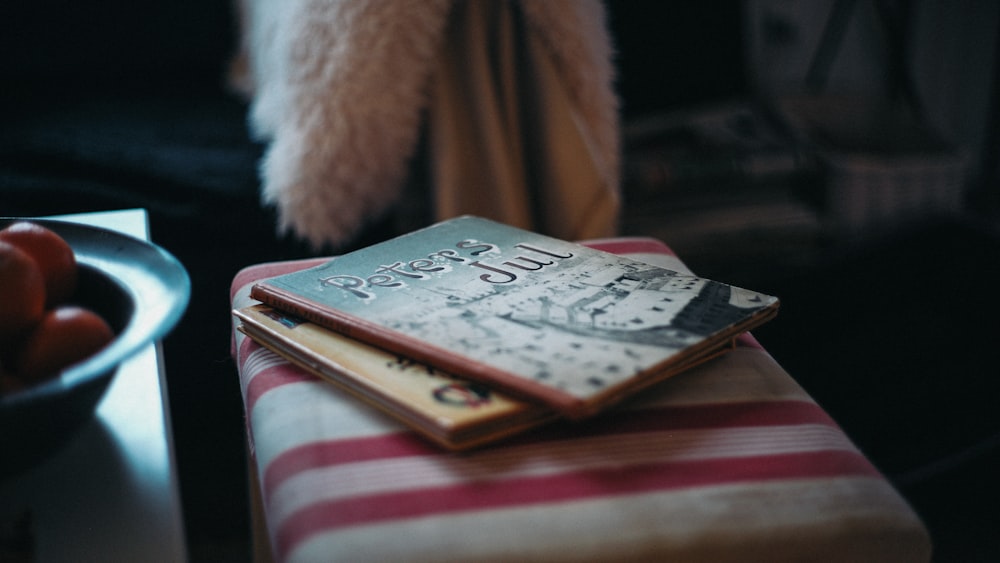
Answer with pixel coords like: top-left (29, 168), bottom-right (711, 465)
top-left (231, 0), bottom-right (620, 249)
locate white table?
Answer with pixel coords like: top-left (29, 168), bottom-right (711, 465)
top-left (0, 209), bottom-right (187, 562)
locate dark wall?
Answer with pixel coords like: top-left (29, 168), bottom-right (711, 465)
top-left (0, 1), bottom-right (236, 95)
top-left (608, 1), bottom-right (747, 118)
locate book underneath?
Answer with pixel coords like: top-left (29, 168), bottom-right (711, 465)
top-left (235, 303), bottom-right (557, 450)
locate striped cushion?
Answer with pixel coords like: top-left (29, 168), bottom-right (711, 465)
top-left (231, 237), bottom-right (930, 562)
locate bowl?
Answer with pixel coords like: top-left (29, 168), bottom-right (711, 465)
top-left (0, 218), bottom-right (190, 479)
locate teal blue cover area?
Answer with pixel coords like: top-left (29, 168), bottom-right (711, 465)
top-left (253, 216), bottom-right (779, 414)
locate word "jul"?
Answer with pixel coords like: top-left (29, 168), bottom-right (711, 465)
top-left (319, 240), bottom-right (573, 299)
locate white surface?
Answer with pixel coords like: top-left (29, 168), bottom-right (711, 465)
top-left (0, 208), bottom-right (187, 562)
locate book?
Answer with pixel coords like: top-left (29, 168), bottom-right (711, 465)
top-left (234, 303), bottom-right (556, 450)
top-left (249, 216), bottom-right (780, 419)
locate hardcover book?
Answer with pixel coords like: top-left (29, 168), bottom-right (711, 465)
top-left (249, 216), bottom-right (780, 418)
top-left (234, 304), bottom-right (555, 450)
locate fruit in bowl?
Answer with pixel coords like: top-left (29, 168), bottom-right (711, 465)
top-left (0, 216), bottom-right (189, 479)
top-left (0, 222), bottom-right (114, 393)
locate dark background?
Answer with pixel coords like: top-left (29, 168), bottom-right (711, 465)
top-left (2, 2), bottom-right (997, 561)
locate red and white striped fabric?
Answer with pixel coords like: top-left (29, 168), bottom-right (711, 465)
top-left (231, 238), bottom-right (930, 562)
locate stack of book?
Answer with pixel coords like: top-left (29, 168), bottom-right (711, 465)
top-left (232, 216), bottom-right (780, 450)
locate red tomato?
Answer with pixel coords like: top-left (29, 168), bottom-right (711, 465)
top-left (0, 221), bottom-right (78, 307)
top-left (0, 240), bottom-right (46, 344)
top-left (13, 306), bottom-right (114, 383)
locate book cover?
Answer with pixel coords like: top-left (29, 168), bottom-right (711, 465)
top-left (234, 304), bottom-right (555, 450)
top-left (250, 216), bottom-right (779, 418)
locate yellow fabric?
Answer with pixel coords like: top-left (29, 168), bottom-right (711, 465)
top-left (429, 0), bottom-right (620, 240)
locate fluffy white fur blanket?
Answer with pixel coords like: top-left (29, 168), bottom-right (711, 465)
top-left (231, 0), bottom-right (620, 249)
